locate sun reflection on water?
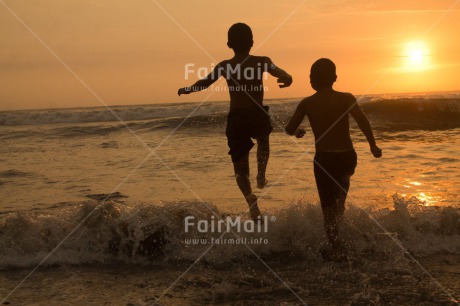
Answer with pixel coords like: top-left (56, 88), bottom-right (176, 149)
top-left (414, 192), bottom-right (444, 206)
top-left (397, 180), bottom-right (444, 206)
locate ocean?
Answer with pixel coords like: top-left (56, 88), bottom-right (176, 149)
top-left (0, 92), bottom-right (459, 305)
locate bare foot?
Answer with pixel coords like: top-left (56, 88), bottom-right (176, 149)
top-left (319, 243), bottom-right (348, 262)
top-left (246, 194), bottom-right (261, 221)
top-left (256, 177), bottom-right (268, 189)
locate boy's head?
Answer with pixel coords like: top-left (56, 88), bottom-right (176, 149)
top-left (310, 58), bottom-right (337, 90)
top-left (227, 23), bottom-right (253, 53)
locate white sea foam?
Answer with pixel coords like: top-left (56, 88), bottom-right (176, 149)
top-left (0, 195), bottom-right (458, 269)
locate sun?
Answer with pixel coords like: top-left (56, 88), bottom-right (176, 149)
top-left (403, 41), bottom-right (431, 72)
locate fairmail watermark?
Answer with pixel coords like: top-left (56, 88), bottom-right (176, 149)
top-left (183, 215), bottom-right (274, 245)
top-left (184, 237), bottom-right (269, 245)
top-left (184, 62), bottom-right (275, 80)
top-left (184, 215), bottom-right (275, 233)
top-left (183, 84), bottom-right (268, 93)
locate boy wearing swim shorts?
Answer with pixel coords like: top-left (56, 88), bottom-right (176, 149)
top-left (285, 58), bottom-right (382, 258)
top-left (179, 23), bottom-right (292, 220)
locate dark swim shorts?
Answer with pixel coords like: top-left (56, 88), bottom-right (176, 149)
top-left (226, 105), bottom-right (273, 162)
top-left (313, 149), bottom-right (357, 208)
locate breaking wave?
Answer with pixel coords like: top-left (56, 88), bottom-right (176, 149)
top-left (0, 194), bottom-right (458, 269)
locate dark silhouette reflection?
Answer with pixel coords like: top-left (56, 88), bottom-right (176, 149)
top-left (178, 23), bottom-right (292, 220)
top-left (286, 58), bottom-right (382, 261)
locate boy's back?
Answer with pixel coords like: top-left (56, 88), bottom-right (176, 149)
top-left (285, 58), bottom-right (381, 259)
top-left (299, 90), bottom-right (355, 152)
top-left (177, 23), bottom-right (292, 221)
top-left (220, 55), bottom-right (269, 110)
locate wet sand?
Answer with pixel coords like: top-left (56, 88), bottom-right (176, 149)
top-left (1, 254), bottom-right (458, 305)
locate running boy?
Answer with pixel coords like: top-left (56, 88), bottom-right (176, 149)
top-left (178, 23), bottom-right (292, 220)
top-left (285, 58), bottom-right (382, 258)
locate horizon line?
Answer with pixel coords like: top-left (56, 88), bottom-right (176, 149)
top-left (1, 89), bottom-right (459, 112)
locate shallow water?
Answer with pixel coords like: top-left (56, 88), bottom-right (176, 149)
top-left (0, 196), bottom-right (459, 304)
top-left (2, 127), bottom-right (460, 211)
top-left (0, 94), bottom-right (459, 304)
top-left (1, 255), bottom-right (458, 305)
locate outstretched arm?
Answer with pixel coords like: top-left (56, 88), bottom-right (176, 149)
top-left (285, 101), bottom-right (307, 138)
top-left (178, 64), bottom-right (223, 96)
top-left (349, 96), bottom-right (382, 158)
top-left (265, 57), bottom-right (292, 88)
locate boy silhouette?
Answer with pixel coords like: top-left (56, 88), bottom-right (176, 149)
top-left (285, 58), bottom-right (382, 259)
top-left (178, 23), bottom-right (292, 220)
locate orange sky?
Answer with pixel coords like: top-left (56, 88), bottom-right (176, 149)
top-left (1, 0), bottom-right (459, 110)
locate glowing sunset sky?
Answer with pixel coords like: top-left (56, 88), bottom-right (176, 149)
top-left (1, 0), bottom-right (459, 110)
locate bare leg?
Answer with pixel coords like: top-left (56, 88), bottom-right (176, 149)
top-left (336, 177), bottom-right (351, 223)
top-left (233, 154), bottom-right (261, 220)
top-left (322, 203), bottom-right (341, 250)
top-left (233, 153), bottom-right (251, 197)
top-left (256, 136), bottom-right (269, 189)
top-left (321, 178), bottom-right (351, 260)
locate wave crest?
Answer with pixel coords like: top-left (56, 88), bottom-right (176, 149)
top-left (0, 195), bottom-right (458, 269)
